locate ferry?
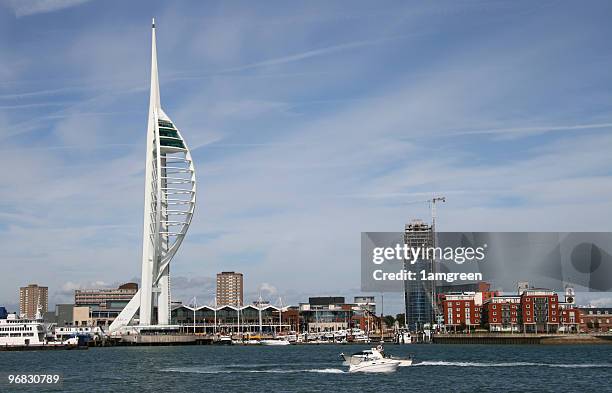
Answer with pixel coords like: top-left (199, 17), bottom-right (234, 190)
top-left (0, 313), bottom-right (80, 350)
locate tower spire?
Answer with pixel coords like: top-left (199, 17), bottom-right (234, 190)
top-left (149, 18), bottom-right (161, 112)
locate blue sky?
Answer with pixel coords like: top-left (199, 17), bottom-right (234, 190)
top-left (1, 0), bottom-right (612, 313)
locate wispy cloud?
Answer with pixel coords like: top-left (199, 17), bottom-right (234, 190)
top-left (219, 35), bottom-right (414, 73)
top-left (5, 0), bottom-right (93, 17)
top-left (449, 122), bottom-right (612, 138)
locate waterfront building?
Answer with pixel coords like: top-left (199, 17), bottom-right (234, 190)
top-left (216, 272), bottom-right (244, 307)
top-left (109, 19), bottom-right (196, 333)
top-left (282, 306), bottom-right (300, 332)
top-left (403, 220), bottom-right (435, 331)
top-left (75, 283), bottom-right (138, 308)
top-left (559, 307), bottom-right (581, 333)
top-left (441, 292), bottom-right (482, 330)
top-left (578, 307), bottom-right (612, 333)
top-left (72, 306), bottom-right (92, 327)
top-left (19, 284), bottom-right (48, 319)
top-left (298, 297), bottom-right (380, 334)
top-left (167, 296), bottom-right (380, 335)
top-left (170, 303), bottom-right (287, 334)
top-left (483, 295), bottom-right (521, 332)
top-left (73, 283), bottom-right (139, 327)
top-left (521, 289), bottom-right (559, 333)
top-left (354, 296), bottom-right (376, 314)
top-left (437, 283), bottom-right (587, 334)
top-left (0, 306), bottom-right (7, 319)
top-left (300, 302), bottom-right (352, 333)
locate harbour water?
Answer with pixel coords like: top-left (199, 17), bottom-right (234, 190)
top-left (1, 344), bottom-right (611, 392)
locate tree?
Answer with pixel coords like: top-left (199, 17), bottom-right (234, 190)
top-left (383, 315), bottom-right (395, 328)
top-left (395, 313), bottom-right (406, 328)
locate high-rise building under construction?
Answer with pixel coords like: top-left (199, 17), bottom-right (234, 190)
top-left (403, 219), bottom-right (435, 331)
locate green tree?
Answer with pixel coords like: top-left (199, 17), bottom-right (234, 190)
top-left (395, 313), bottom-right (405, 328)
top-left (383, 315), bottom-right (395, 328)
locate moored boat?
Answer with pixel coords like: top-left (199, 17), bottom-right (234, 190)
top-left (260, 338), bottom-right (291, 346)
top-left (0, 313), bottom-right (83, 350)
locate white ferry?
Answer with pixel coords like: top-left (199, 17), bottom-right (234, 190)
top-left (54, 326), bottom-right (104, 342)
top-left (0, 314), bottom-right (79, 350)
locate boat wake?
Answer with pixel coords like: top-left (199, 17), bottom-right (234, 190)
top-left (413, 361), bottom-right (612, 368)
top-left (161, 366), bottom-right (345, 374)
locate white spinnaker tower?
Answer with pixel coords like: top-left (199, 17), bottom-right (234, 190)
top-left (110, 19), bottom-right (196, 332)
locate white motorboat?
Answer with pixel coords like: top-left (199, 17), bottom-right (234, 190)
top-left (348, 357), bottom-right (400, 373)
top-left (260, 338), bottom-right (291, 346)
top-left (341, 345), bottom-right (412, 368)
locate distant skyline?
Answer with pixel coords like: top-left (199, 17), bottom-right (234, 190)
top-left (1, 1), bottom-right (612, 314)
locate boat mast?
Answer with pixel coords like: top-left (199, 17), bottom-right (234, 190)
top-left (380, 293), bottom-right (384, 343)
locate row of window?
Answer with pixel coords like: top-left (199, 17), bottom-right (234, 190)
top-left (0, 326), bottom-right (34, 332)
top-left (0, 332), bottom-right (35, 337)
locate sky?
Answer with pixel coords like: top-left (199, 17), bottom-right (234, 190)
top-left (1, 0), bottom-right (612, 314)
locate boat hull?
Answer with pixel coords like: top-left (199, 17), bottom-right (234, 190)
top-left (349, 360), bottom-right (400, 373)
top-left (260, 339), bottom-right (290, 346)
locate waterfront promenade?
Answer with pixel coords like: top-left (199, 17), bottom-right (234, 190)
top-left (433, 332), bottom-right (612, 345)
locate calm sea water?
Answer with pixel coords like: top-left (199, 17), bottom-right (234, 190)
top-left (1, 344), bottom-right (611, 392)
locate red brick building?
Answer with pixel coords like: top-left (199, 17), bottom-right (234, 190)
top-left (483, 295), bottom-right (521, 332)
top-left (441, 293), bottom-right (482, 330)
top-left (520, 289), bottom-right (559, 333)
top-left (559, 307), bottom-right (581, 333)
top-left (578, 307), bottom-right (612, 333)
